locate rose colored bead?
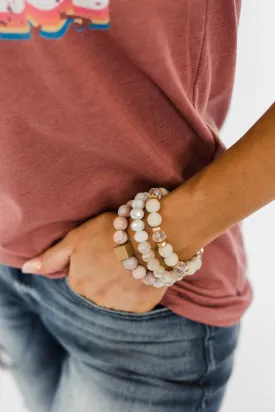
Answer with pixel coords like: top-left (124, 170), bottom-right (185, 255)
top-left (142, 272), bottom-right (156, 286)
top-left (174, 261), bottom-right (188, 274)
top-left (113, 216), bottom-right (128, 231)
top-left (118, 205), bottom-right (131, 218)
top-left (149, 188), bottom-right (163, 200)
top-left (123, 257), bottom-right (138, 270)
top-left (113, 230), bottom-right (128, 245)
top-left (132, 265), bottom-right (147, 279)
top-left (152, 230), bottom-right (166, 243)
top-left (127, 200), bottom-right (133, 207)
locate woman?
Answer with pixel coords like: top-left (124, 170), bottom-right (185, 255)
top-left (0, 1), bottom-right (274, 411)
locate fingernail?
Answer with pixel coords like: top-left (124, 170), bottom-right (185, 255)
top-left (21, 260), bottom-right (42, 274)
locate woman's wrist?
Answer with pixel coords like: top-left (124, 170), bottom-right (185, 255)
top-left (160, 179), bottom-right (222, 260)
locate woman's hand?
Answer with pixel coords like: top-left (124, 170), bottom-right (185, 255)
top-left (21, 213), bottom-right (167, 313)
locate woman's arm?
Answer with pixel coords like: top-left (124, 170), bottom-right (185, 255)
top-left (161, 103), bottom-right (275, 259)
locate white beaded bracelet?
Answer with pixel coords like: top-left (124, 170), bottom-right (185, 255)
top-left (145, 189), bottom-right (204, 284)
top-left (113, 188), bottom-right (204, 288)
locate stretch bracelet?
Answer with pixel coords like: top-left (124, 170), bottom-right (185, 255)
top-left (113, 188), bottom-right (204, 288)
top-left (145, 189), bottom-right (203, 281)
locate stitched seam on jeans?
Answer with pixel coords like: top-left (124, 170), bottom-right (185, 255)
top-left (197, 325), bottom-right (215, 412)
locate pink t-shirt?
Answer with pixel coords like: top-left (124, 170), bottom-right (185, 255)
top-left (0, 0), bottom-right (252, 326)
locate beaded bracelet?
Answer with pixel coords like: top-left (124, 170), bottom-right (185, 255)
top-left (113, 194), bottom-right (150, 282)
top-left (113, 188), bottom-right (204, 288)
top-left (145, 188), bottom-right (203, 282)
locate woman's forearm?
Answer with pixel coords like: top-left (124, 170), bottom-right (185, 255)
top-left (162, 103), bottom-right (275, 257)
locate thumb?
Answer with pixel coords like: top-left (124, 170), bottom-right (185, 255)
top-left (21, 238), bottom-right (74, 275)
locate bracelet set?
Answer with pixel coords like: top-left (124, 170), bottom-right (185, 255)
top-left (113, 188), bottom-right (203, 288)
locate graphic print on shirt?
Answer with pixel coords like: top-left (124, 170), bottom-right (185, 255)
top-left (0, 0), bottom-right (110, 40)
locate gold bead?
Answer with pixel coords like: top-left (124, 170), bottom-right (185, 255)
top-left (114, 242), bottom-right (134, 261)
top-left (158, 241), bottom-right (167, 248)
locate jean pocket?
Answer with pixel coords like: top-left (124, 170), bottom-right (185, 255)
top-left (64, 278), bottom-right (172, 320)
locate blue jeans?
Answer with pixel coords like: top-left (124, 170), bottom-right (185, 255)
top-left (0, 264), bottom-right (239, 412)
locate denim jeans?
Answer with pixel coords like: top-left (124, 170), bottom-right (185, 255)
top-left (0, 264), bottom-right (239, 412)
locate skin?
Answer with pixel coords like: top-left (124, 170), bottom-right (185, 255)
top-left (22, 102), bottom-right (275, 312)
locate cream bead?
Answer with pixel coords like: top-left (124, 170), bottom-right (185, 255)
top-left (135, 192), bottom-right (147, 201)
top-left (113, 230), bottom-right (128, 245)
top-left (134, 231), bottom-right (148, 243)
top-left (138, 241), bottom-right (151, 254)
top-left (160, 188), bottom-right (169, 196)
top-left (160, 271), bottom-right (173, 284)
top-left (132, 199), bottom-right (145, 209)
top-left (123, 257), bottom-right (138, 270)
top-left (153, 265), bottom-right (165, 278)
top-left (164, 253), bottom-right (179, 267)
top-left (193, 257), bottom-right (203, 270)
top-left (130, 208), bottom-right (144, 220)
top-left (147, 212), bottom-right (162, 228)
top-left (131, 219), bottom-right (145, 232)
top-left (186, 257), bottom-right (202, 275)
top-left (153, 279), bottom-right (166, 288)
top-left (158, 243), bottom-right (173, 258)
top-left (113, 216), bottom-right (128, 231)
top-left (142, 272), bottom-right (156, 286)
top-left (142, 251), bottom-right (155, 263)
top-left (146, 198), bottom-right (161, 213)
top-left (147, 258), bottom-right (160, 271)
top-left (132, 265), bottom-right (147, 279)
top-left (167, 271), bottom-right (180, 283)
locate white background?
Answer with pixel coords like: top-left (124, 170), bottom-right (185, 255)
top-left (0, 0), bottom-right (275, 411)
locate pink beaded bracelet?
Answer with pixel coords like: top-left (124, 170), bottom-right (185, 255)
top-left (113, 193), bottom-right (153, 283)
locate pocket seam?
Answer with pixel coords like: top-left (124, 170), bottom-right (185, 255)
top-left (64, 278), bottom-right (172, 320)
